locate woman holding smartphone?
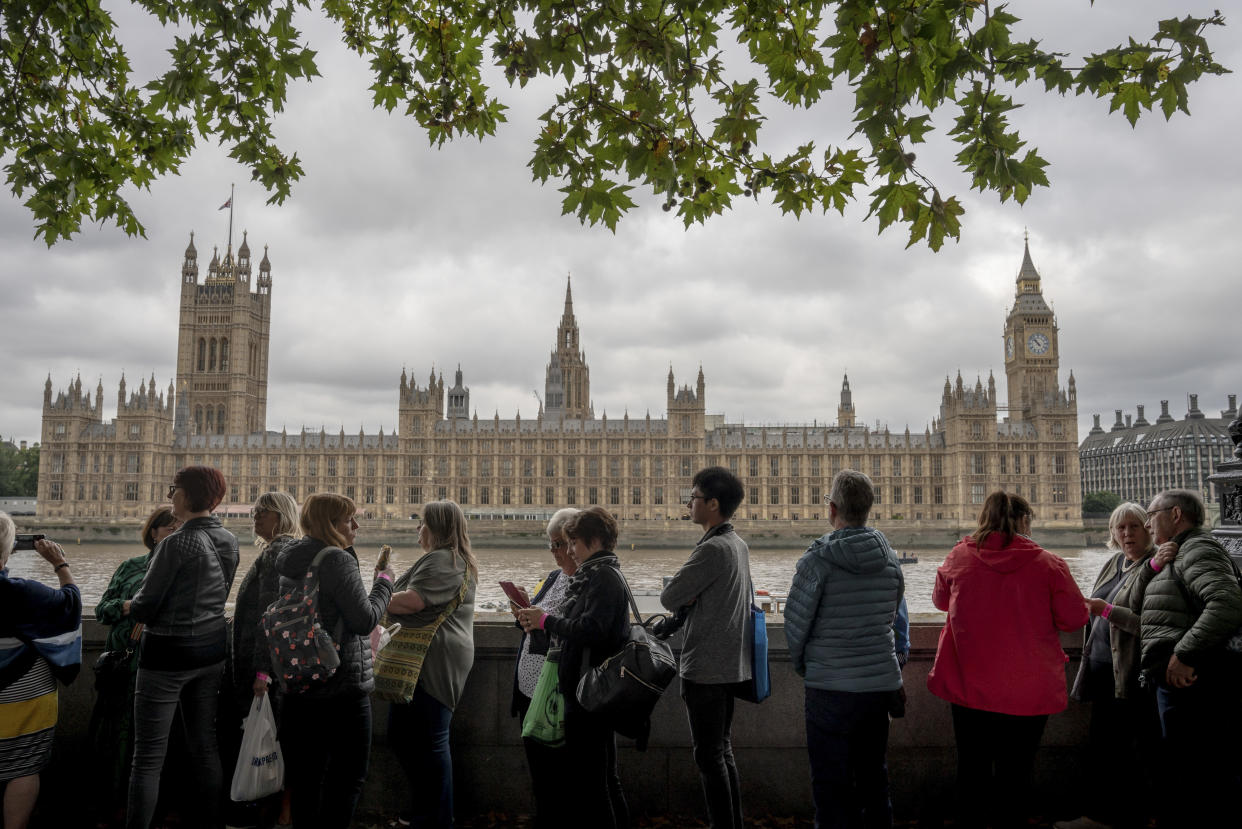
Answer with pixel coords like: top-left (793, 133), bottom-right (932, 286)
top-left (510, 508), bottom-right (579, 828)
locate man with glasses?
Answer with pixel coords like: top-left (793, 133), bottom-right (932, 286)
top-left (1139, 488), bottom-right (1242, 827)
top-left (659, 466), bottom-right (752, 829)
top-left (784, 470), bottom-right (904, 829)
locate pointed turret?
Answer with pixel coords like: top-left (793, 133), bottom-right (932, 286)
top-left (838, 374), bottom-right (856, 427)
top-left (44, 375), bottom-right (52, 406)
top-left (118, 373), bottom-right (126, 408)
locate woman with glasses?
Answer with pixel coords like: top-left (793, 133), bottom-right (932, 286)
top-left (516, 507), bottom-right (631, 829)
top-left (509, 508), bottom-right (579, 828)
top-left (384, 500), bottom-right (478, 829)
top-left (1056, 503), bottom-right (1164, 829)
top-left (89, 506), bottom-right (180, 827)
top-left (224, 491), bottom-right (300, 824)
top-left (927, 491), bottom-right (1088, 829)
top-left (128, 467), bottom-right (240, 829)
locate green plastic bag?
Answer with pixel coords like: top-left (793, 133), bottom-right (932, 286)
top-left (521, 649), bottom-right (566, 747)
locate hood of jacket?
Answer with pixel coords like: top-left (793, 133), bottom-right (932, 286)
top-left (276, 535), bottom-right (352, 580)
top-left (808, 526), bottom-right (896, 575)
top-left (961, 532), bottom-right (1044, 574)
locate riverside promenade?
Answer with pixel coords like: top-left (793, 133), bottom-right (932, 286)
top-left (34, 614), bottom-right (1096, 828)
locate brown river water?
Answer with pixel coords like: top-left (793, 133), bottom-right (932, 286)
top-left (6, 538), bottom-right (1114, 616)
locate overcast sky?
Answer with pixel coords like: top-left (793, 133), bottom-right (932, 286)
top-left (2, 2), bottom-right (1238, 448)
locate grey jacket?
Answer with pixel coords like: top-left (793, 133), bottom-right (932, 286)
top-left (660, 522), bottom-right (752, 684)
top-left (784, 525), bottom-right (904, 693)
top-left (1070, 550), bottom-right (1156, 700)
top-left (276, 536), bottom-right (393, 698)
top-left (131, 515), bottom-right (239, 637)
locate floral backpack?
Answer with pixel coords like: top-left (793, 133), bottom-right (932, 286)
top-left (260, 546), bottom-right (342, 693)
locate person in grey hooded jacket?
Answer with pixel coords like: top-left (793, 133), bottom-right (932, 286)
top-left (784, 470), bottom-right (904, 829)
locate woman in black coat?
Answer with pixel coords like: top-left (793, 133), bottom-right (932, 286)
top-left (518, 506), bottom-right (630, 829)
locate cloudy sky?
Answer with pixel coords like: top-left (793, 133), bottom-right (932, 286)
top-left (2, 2), bottom-right (1238, 448)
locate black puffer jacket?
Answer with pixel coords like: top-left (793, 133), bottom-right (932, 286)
top-left (543, 551), bottom-right (630, 716)
top-left (276, 536), bottom-right (392, 698)
top-left (131, 515), bottom-right (239, 636)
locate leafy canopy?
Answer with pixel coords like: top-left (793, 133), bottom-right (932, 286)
top-left (0, 1), bottom-right (1227, 248)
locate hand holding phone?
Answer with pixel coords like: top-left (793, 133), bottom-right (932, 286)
top-left (499, 580), bottom-right (530, 608)
top-left (13, 533), bottom-right (45, 551)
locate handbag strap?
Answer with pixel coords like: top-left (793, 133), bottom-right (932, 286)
top-left (601, 562), bottom-right (643, 624)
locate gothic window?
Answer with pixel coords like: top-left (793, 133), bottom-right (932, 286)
top-left (524, 459), bottom-right (535, 477)
top-left (217, 406), bottom-right (226, 434)
top-left (972, 454), bottom-right (985, 475)
top-left (790, 486), bottom-right (800, 505)
top-left (365, 486), bottom-right (375, 504)
top-left (588, 487), bottom-right (598, 505)
top-left (502, 459), bottom-right (514, 476)
top-left (502, 486), bottom-right (512, 505)
top-left (999, 455), bottom-right (1008, 474)
top-left (587, 459), bottom-right (598, 477)
top-left (346, 457), bottom-right (356, 476)
top-left (893, 486), bottom-right (903, 504)
top-left (770, 456), bottom-right (780, 477)
top-left (914, 486), bottom-right (924, 504)
top-left (654, 487), bottom-right (664, 505)
top-left (609, 459), bottom-right (621, 477)
top-left (769, 486), bottom-right (779, 505)
top-left (231, 457), bottom-right (240, 476)
top-left (971, 421), bottom-right (983, 439)
top-left (790, 457), bottom-right (801, 477)
top-left (328, 458), bottom-right (338, 477)
top-left (209, 339), bottom-right (217, 371)
top-left (409, 458), bottom-right (421, 476)
top-left (566, 486), bottom-right (575, 504)
top-left (367, 457), bottom-right (377, 476)
top-left (892, 457), bottom-right (902, 476)
top-left (748, 457), bottom-right (759, 477)
top-left (609, 487), bottom-right (620, 504)
top-left (912, 457), bottom-right (922, 476)
top-left (270, 457), bottom-right (280, 478)
top-left (971, 484), bottom-right (985, 504)
top-left (545, 459), bottom-right (556, 477)
top-left (932, 457), bottom-right (943, 477)
top-left (631, 459), bottom-right (642, 477)
top-left (1029, 454), bottom-right (1036, 474)
top-left (871, 457), bottom-right (882, 477)
top-left (438, 458), bottom-right (449, 476)
top-left (205, 407), bottom-right (214, 433)
top-left (934, 486), bottom-right (944, 504)
top-left (479, 487), bottom-right (489, 505)
top-left (1054, 453), bottom-right (1066, 475)
top-left (220, 338), bottom-right (229, 371)
top-left (632, 487), bottom-right (642, 505)
top-left (308, 458), bottom-right (318, 476)
top-left (250, 457), bottom-right (260, 476)
top-left (748, 487), bottom-right (758, 505)
top-left (459, 458), bottom-right (471, 477)
top-left (545, 487), bottom-right (554, 504)
top-left (198, 339), bottom-right (206, 371)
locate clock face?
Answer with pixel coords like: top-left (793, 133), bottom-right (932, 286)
top-left (1027, 332), bottom-right (1050, 355)
top-left (1006, 335), bottom-right (1015, 360)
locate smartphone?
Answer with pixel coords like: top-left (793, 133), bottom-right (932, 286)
top-left (13, 533), bottom-right (45, 551)
top-left (499, 580), bottom-right (530, 608)
top-left (376, 544), bottom-right (391, 571)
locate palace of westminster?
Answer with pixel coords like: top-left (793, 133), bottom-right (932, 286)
top-left (36, 234), bottom-right (1084, 525)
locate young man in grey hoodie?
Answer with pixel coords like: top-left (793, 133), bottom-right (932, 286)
top-left (659, 466), bottom-right (752, 829)
top-left (784, 469), bottom-right (906, 829)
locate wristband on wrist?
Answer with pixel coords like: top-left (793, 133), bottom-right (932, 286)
top-left (1101, 603), bottom-right (1113, 619)
top-left (256, 671), bottom-right (270, 683)
top-left (54, 562), bottom-right (70, 572)
top-left (1150, 558), bottom-right (1164, 572)
top-left (538, 612), bottom-right (548, 630)
top-left (378, 571), bottom-right (393, 582)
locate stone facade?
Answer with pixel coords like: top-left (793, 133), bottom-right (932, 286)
top-left (1079, 393), bottom-right (1239, 508)
top-left (37, 236), bottom-right (1082, 525)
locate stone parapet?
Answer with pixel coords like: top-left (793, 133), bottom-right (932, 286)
top-left (41, 617), bottom-right (1093, 825)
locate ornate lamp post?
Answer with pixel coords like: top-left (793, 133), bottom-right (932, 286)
top-left (1207, 414), bottom-right (1242, 563)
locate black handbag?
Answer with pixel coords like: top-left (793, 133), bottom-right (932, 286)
top-left (93, 622), bottom-right (142, 693)
top-left (576, 567), bottom-right (678, 743)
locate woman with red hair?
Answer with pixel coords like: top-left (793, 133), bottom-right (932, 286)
top-left (127, 466), bottom-right (240, 829)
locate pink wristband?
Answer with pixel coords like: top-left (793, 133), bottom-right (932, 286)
top-left (1150, 558), bottom-right (1164, 573)
top-left (378, 571), bottom-right (393, 582)
top-left (1101, 603), bottom-right (1113, 619)
top-left (256, 671), bottom-right (270, 683)
top-left (538, 612), bottom-right (548, 630)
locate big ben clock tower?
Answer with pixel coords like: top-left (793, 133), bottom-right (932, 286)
top-left (1004, 236), bottom-right (1060, 415)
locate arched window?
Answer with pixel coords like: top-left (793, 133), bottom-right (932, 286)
top-left (209, 338), bottom-right (217, 371)
top-left (217, 405), bottom-right (226, 434)
top-left (205, 407), bottom-right (214, 433)
top-left (220, 338), bottom-right (229, 372)
top-left (195, 406), bottom-right (203, 433)
top-left (197, 339), bottom-right (206, 371)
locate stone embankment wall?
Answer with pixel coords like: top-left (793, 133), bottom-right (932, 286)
top-left (43, 617), bottom-right (1093, 824)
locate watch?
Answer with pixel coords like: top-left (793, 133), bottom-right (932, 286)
top-left (1027, 332), bottom-right (1050, 355)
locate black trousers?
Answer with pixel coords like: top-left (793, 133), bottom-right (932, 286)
top-left (950, 704), bottom-right (1047, 829)
top-left (682, 678), bottom-right (743, 829)
top-left (280, 692), bottom-right (372, 829)
top-left (563, 707), bottom-right (628, 829)
top-left (515, 693), bottom-right (569, 829)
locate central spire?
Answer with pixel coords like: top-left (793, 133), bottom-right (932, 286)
top-left (545, 275), bottom-right (590, 421)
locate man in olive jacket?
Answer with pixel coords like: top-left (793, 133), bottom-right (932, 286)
top-left (1139, 488), bottom-right (1242, 827)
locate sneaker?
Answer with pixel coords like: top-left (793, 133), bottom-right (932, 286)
top-left (1053, 818), bottom-right (1113, 829)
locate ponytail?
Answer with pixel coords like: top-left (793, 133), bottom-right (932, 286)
top-left (972, 490), bottom-right (1032, 547)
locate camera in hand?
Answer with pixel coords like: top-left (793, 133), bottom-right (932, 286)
top-left (13, 533), bottom-right (46, 551)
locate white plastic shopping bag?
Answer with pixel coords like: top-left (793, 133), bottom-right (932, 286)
top-left (230, 693), bottom-right (285, 802)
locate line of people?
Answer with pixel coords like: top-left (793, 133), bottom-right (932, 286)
top-left (3, 468), bottom-right (1240, 829)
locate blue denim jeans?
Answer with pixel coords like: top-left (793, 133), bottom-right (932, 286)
top-left (126, 661), bottom-right (224, 829)
top-left (389, 686), bottom-right (455, 829)
top-left (682, 678), bottom-right (743, 829)
top-left (281, 691), bottom-right (373, 829)
top-left (804, 687), bottom-right (892, 829)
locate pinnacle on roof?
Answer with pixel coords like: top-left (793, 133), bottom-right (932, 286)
top-left (1017, 234), bottom-right (1041, 284)
top-left (260, 245), bottom-right (270, 272)
top-left (185, 231), bottom-right (197, 259)
top-left (238, 230), bottom-right (250, 257)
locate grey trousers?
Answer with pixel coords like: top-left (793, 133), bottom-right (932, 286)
top-left (126, 661), bottom-right (224, 829)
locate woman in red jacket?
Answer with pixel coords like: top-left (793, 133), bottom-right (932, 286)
top-left (927, 491), bottom-right (1088, 829)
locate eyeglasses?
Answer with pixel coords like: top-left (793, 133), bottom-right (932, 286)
top-left (1147, 507), bottom-right (1171, 518)
top-left (548, 539), bottom-right (568, 550)
top-left (167, 485), bottom-right (179, 499)
top-left (686, 493), bottom-right (705, 505)
top-left (823, 495), bottom-right (834, 505)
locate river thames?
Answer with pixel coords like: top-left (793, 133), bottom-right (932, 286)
top-left (6, 537), bottom-right (1115, 615)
